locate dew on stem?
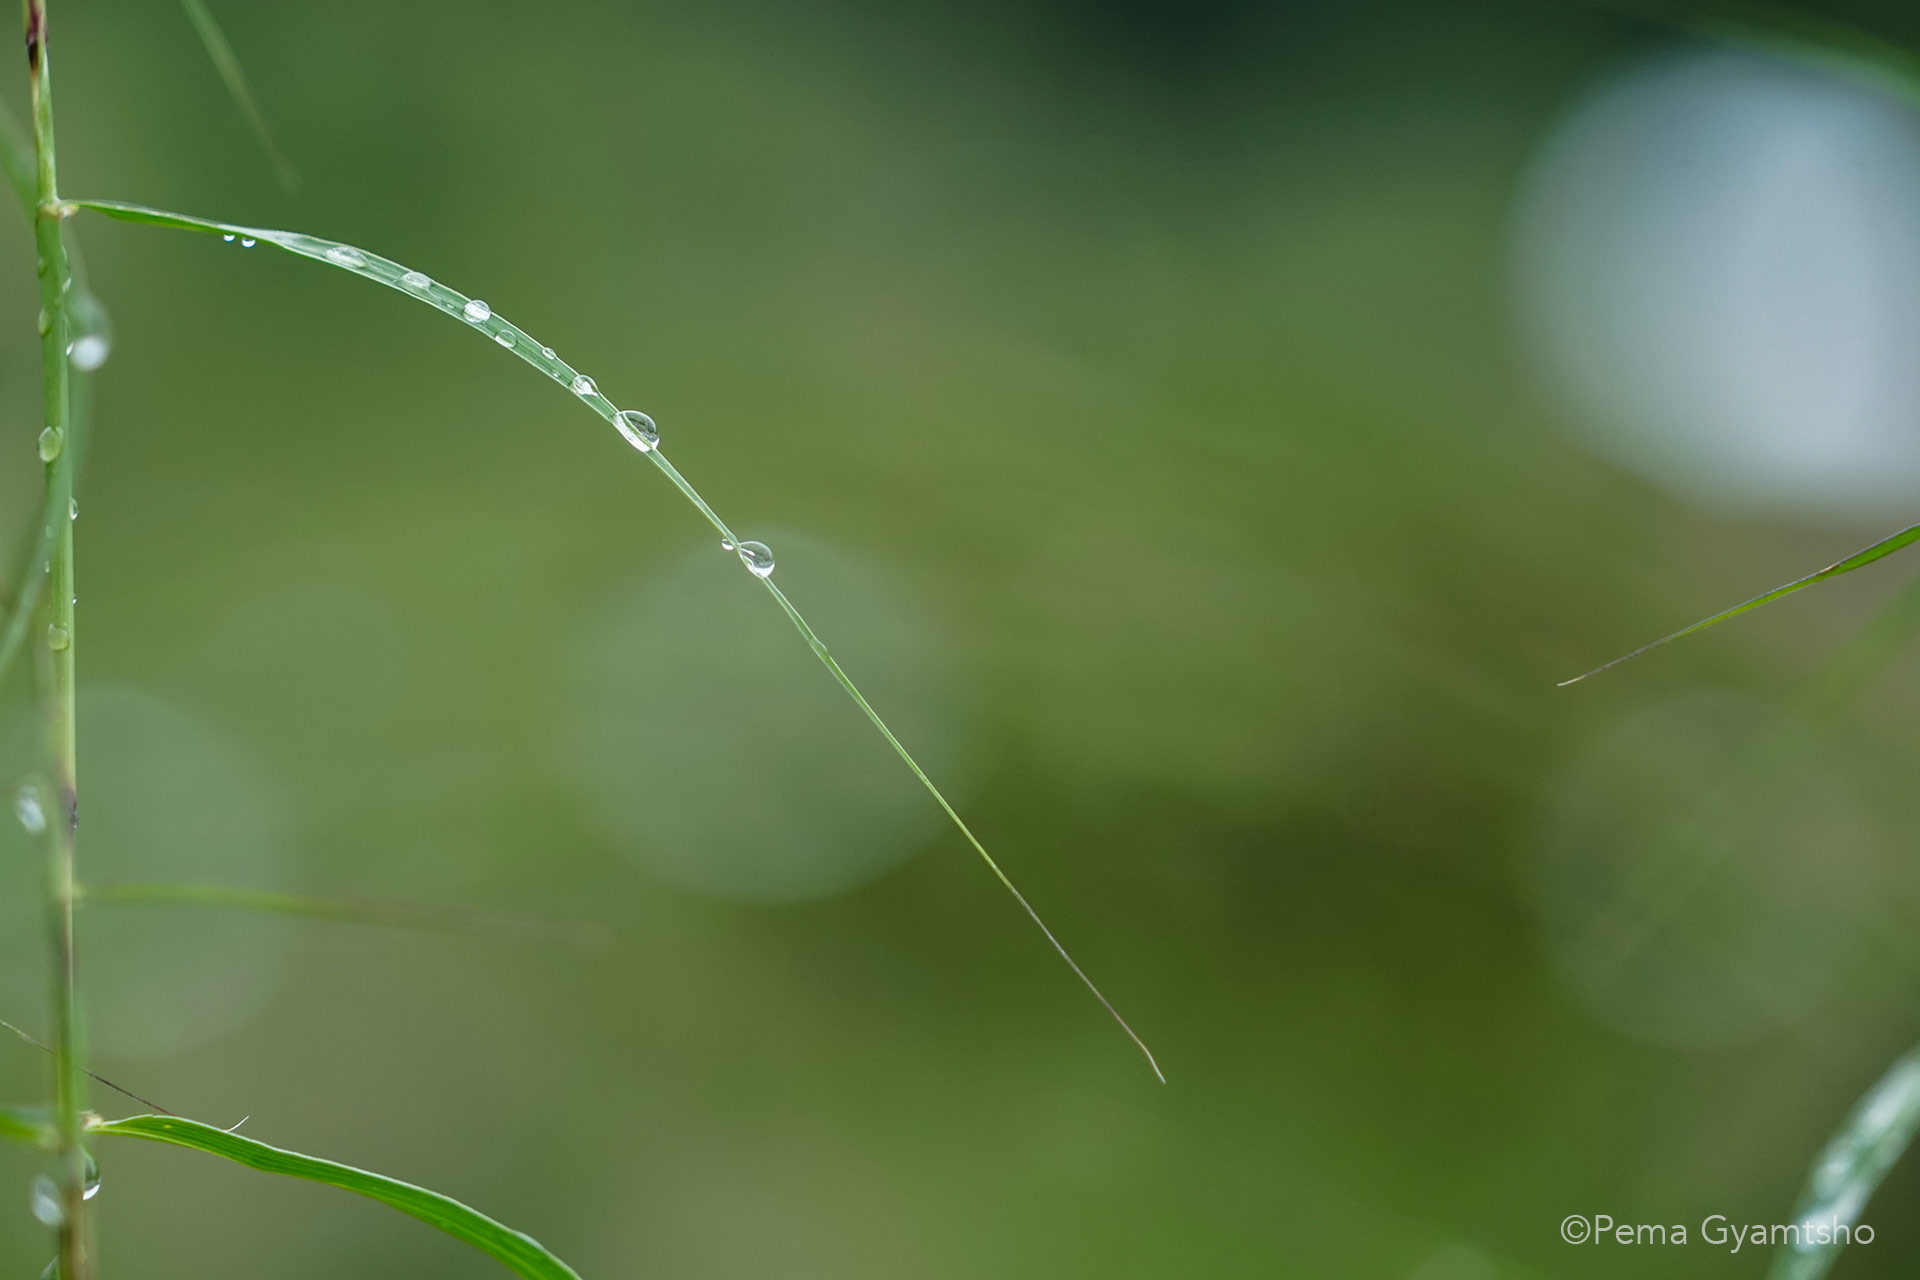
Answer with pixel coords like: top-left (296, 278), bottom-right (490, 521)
top-left (15, 784), bottom-right (45, 835)
top-left (29, 1175), bottom-right (62, 1227)
top-left (613, 409), bottom-right (657, 451)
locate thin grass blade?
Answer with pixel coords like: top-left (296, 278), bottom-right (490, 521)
top-left (69, 197), bottom-right (1161, 1078)
top-left (81, 881), bottom-right (607, 948)
top-left (90, 1114), bottom-right (581, 1280)
top-left (1767, 1043), bottom-right (1920, 1280)
top-left (0, 1104), bottom-right (54, 1149)
top-left (1614, 2), bottom-right (1920, 109)
top-left (2, 1017), bottom-right (174, 1114)
top-left (1560, 522), bottom-right (1920, 685)
top-left (177, 0), bottom-right (298, 193)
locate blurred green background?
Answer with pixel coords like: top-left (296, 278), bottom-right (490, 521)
top-left (4, 0), bottom-right (1920, 1275)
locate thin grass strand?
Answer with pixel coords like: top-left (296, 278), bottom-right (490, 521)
top-left (1560, 522), bottom-right (1920, 685)
top-left (68, 197), bottom-right (1161, 1080)
top-left (177, 0), bottom-right (299, 193)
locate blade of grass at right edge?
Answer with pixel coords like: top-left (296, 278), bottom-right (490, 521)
top-left (1576, 14), bottom-right (1920, 1279)
top-left (64, 198), bottom-right (1163, 1082)
top-left (1767, 1046), bottom-right (1920, 1280)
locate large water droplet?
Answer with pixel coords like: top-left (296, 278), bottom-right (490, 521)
top-left (400, 270), bottom-right (431, 291)
top-left (68, 336), bottom-right (108, 372)
top-left (47, 625), bottom-right (70, 652)
top-left (222, 234), bottom-right (235, 243)
top-left (614, 410), bottom-right (658, 452)
top-left (324, 246), bottom-right (365, 268)
top-left (30, 1176), bottom-right (62, 1227)
top-left (81, 1155), bottom-right (99, 1202)
top-left (66, 293), bottom-right (112, 371)
top-left (733, 540), bottom-right (776, 579)
top-left (240, 237), bottom-right (256, 248)
top-left (68, 499), bottom-right (76, 521)
top-left (463, 299), bottom-right (491, 323)
top-left (37, 428), bottom-right (62, 462)
top-left (540, 346), bottom-right (556, 360)
top-left (36, 309), bottom-right (50, 336)
top-left (493, 331), bottom-right (515, 348)
top-left (571, 375), bottom-right (598, 398)
top-left (15, 784), bottom-right (46, 835)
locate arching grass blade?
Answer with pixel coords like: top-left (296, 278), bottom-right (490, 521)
top-left (1767, 1044), bottom-right (1920, 1280)
top-left (1560, 522), bottom-right (1920, 685)
top-left (90, 1115), bottom-right (581, 1280)
top-left (69, 196), bottom-right (1162, 1080)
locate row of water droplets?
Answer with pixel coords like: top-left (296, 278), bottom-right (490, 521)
top-left (243, 229), bottom-right (775, 579)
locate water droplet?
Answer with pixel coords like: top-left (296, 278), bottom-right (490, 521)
top-left (36, 309), bottom-right (49, 336)
top-left (15, 784), bottom-right (46, 835)
top-left (733, 540), bottom-right (776, 579)
top-left (67, 335), bottom-right (109, 372)
top-left (463, 299), bottom-right (491, 323)
top-left (81, 1155), bottom-right (99, 1202)
top-left (571, 375), bottom-right (598, 398)
top-left (66, 293), bottom-right (111, 371)
top-left (30, 1176), bottom-right (62, 1227)
top-left (222, 234), bottom-right (236, 242)
top-left (240, 237), bottom-right (256, 248)
top-left (494, 331), bottom-right (515, 348)
top-left (37, 427), bottom-right (62, 462)
top-left (324, 246), bottom-right (365, 268)
top-left (540, 347), bottom-right (555, 360)
top-left (400, 270), bottom-right (431, 291)
top-left (46, 625), bottom-right (69, 652)
top-left (68, 499), bottom-right (76, 520)
top-left (614, 409), bottom-right (659, 451)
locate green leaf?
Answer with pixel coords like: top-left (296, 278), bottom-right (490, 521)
top-left (1767, 1043), bottom-right (1920, 1280)
top-left (1560, 522), bottom-right (1920, 685)
top-left (72, 196), bottom-right (1161, 1080)
top-left (90, 1115), bottom-right (581, 1280)
top-left (178, 0), bottom-right (299, 193)
top-left (0, 1104), bottom-right (55, 1149)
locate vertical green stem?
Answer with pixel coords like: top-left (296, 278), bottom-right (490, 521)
top-left (25, 1), bottom-right (89, 1275)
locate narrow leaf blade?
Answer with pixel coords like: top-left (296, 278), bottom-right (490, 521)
top-left (91, 1115), bottom-right (581, 1280)
top-left (1767, 1044), bottom-right (1920, 1280)
top-left (178, 0), bottom-right (299, 193)
top-left (0, 1104), bottom-right (54, 1149)
top-left (1561, 522), bottom-right (1920, 685)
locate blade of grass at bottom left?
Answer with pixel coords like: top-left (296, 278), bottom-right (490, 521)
top-left (88, 1115), bottom-right (582, 1280)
